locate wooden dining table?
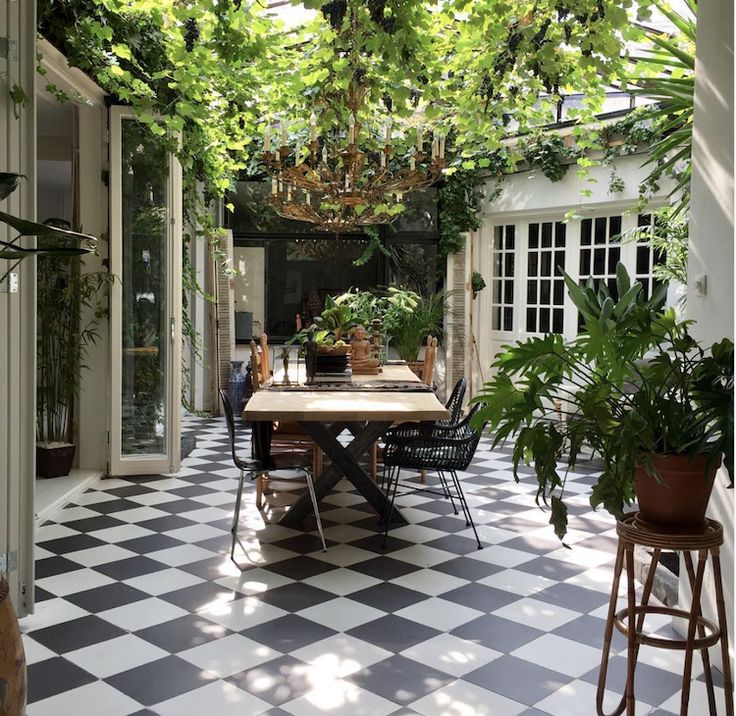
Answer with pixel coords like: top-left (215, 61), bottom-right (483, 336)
top-left (242, 363), bottom-right (449, 527)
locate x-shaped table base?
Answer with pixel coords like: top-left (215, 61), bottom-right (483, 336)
top-left (278, 420), bottom-right (407, 528)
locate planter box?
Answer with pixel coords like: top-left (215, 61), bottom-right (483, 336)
top-left (36, 444), bottom-right (76, 478)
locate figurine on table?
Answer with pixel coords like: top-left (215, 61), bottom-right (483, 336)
top-left (305, 329), bottom-right (317, 384)
top-left (350, 325), bottom-right (380, 375)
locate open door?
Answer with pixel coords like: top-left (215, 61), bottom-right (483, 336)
top-left (109, 107), bottom-right (182, 475)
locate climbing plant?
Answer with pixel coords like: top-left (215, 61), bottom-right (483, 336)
top-left (34, 0), bottom-right (645, 403)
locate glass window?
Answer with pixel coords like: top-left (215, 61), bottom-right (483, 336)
top-left (526, 221), bottom-right (566, 334)
top-left (491, 224), bottom-right (516, 331)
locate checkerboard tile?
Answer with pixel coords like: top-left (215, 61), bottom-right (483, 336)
top-left (20, 414), bottom-right (728, 715)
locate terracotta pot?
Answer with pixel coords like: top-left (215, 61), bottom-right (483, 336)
top-left (634, 453), bottom-right (718, 531)
top-left (0, 576), bottom-right (26, 716)
top-left (36, 444), bottom-right (75, 478)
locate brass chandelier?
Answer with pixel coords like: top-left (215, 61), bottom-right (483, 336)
top-left (261, 8), bottom-right (446, 235)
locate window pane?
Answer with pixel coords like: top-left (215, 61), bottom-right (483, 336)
top-left (528, 252), bottom-right (538, 277)
top-left (540, 279), bottom-right (551, 304)
top-left (595, 217), bottom-right (607, 244)
top-left (553, 280), bottom-right (564, 305)
top-left (609, 215), bottom-right (622, 237)
top-left (553, 308), bottom-right (564, 333)
top-left (555, 222), bottom-right (566, 247)
top-left (505, 253), bottom-right (515, 275)
top-left (580, 249), bottom-right (591, 275)
top-left (493, 280), bottom-right (503, 302)
top-left (527, 281), bottom-right (537, 304)
top-left (539, 308), bottom-right (550, 333)
top-left (608, 246), bottom-right (620, 274)
top-left (554, 251), bottom-right (565, 277)
top-left (493, 306), bottom-right (501, 330)
top-left (541, 251), bottom-right (552, 276)
top-left (638, 213), bottom-right (651, 227)
top-left (541, 222), bottom-right (553, 248)
top-left (594, 248), bottom-right (605, 274)
top-left (637, 246), bottom-right (650, 275)
top-left (504, 280), bottom-right (514, 304)
top-left (506, 225), bottom-right (515, 250)
top-left (526, 307), bottom-right (536, 332)
top-left (494, 225), bottom-right (503, 250)
top-left (503, 307), bottom-right (513, 331)
top-left (581, 218), bottom-right (592, 245)
top-left (528, 223), bottom-right (539, 249)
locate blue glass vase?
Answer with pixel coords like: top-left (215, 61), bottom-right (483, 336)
top-left (228, 360), bottom-right (246, 416)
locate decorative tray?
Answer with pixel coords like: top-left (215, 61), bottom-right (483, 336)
top-left (261, 381), bottom-right (432, 393)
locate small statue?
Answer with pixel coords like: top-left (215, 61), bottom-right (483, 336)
top-left (305, 329), bottom-right (317, 384)
top-left (281, 347), bottom-right (290, 384)
top-left (350, 325), bottom-right (380, 374)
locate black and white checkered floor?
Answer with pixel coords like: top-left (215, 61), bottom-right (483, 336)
top-left (21, 415), bottom-right (727, 715)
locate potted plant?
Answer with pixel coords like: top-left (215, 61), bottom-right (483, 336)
top-left (390, 291), bottom-right (447, 373)
top-left (474, 264), bottom-right (733, 541)
top-left (36, 227), bottom-right (113, 477)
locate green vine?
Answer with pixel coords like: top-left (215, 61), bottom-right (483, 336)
top-left (437, 168), bottom-right (486, 258)
top-left (518, 131), bottom-right (580, 182)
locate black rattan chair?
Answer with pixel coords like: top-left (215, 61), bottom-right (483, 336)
top-left (381, 402), bottom-right (486, 549)
top-left (219, 389), bottom-right (326, 563)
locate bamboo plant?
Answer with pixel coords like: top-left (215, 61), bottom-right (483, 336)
top-left (36, 241), bottom-right (112, 447)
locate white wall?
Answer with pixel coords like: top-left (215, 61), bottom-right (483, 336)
top-left (485, 153), bottom-right (667, 216)
top-left (679, 0), bottom-right (734, 671)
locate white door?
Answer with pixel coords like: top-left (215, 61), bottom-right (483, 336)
top-left (109, 107), bottom-right (182, 475)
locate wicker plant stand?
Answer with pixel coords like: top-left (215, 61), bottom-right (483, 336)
top-left (597, 513), bottom-right (734, 716)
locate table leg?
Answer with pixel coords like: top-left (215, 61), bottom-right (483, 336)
top-left (279, 421), bottom-right (405, 527)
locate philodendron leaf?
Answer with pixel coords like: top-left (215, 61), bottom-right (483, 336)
top-left (550, 496), bottom-right (569, 546)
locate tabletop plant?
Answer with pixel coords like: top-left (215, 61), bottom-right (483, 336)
top-left (474, 263), bottom-right (733, 541)
top-left (390, 291), bottom-right (447, 363)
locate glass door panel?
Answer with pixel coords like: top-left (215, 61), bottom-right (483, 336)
top-left (110, 107), bottom-right (181, 475)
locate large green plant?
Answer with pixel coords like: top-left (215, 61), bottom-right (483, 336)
top-left (474, 264), bottom-right (733, 541)
top-left (37, 239), bottom-right (113, 445)
top-left (391, 291), bottom-right (447, 363)
top-left (627, 0), bottom-right (696, 217)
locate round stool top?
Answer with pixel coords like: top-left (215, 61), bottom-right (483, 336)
top-left (616, 512), bottom-right (723, 550)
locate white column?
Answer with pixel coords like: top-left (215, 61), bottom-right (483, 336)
top-left (679, 0), bottom-right (734, 672)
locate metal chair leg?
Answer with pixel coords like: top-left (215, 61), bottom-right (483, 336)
top-left (304, 470), bottom-right (327, 552)
top-left (437, 470), bottom-right (458, 514)
top-left (382, 466), bottom-right (402, 548)
top-left (449, 470), bottom-right (481, 548)
top-left (230, 468), bottom-right (246, 561)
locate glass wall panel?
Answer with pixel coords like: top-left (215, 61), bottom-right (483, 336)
top-left (120, 120), bottom-right (169, 455)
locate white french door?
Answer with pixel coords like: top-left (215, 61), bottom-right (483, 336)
top-left (109, 107), bottom-right (182, 475)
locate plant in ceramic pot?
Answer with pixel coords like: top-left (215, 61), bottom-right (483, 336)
top-left (390, 291), bottom-right (447, 365)
top-left (473, 264), bottom-right (733, 541)
top-left (36, 226), bottom-right (113, 477)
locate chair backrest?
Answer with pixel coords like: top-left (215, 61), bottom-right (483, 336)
top-left (456, 402), bottom-right (487, 469)
top-left (423, 335), bottom-right (438, 386)
top-left (444, 377), bottom-right (467, 424)
top-left (219, 388), bottom-right (239, 467)
top-left (259, 333), bottom-right (270, 384)
top-left (249, 340), bottom-right (261, 392)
